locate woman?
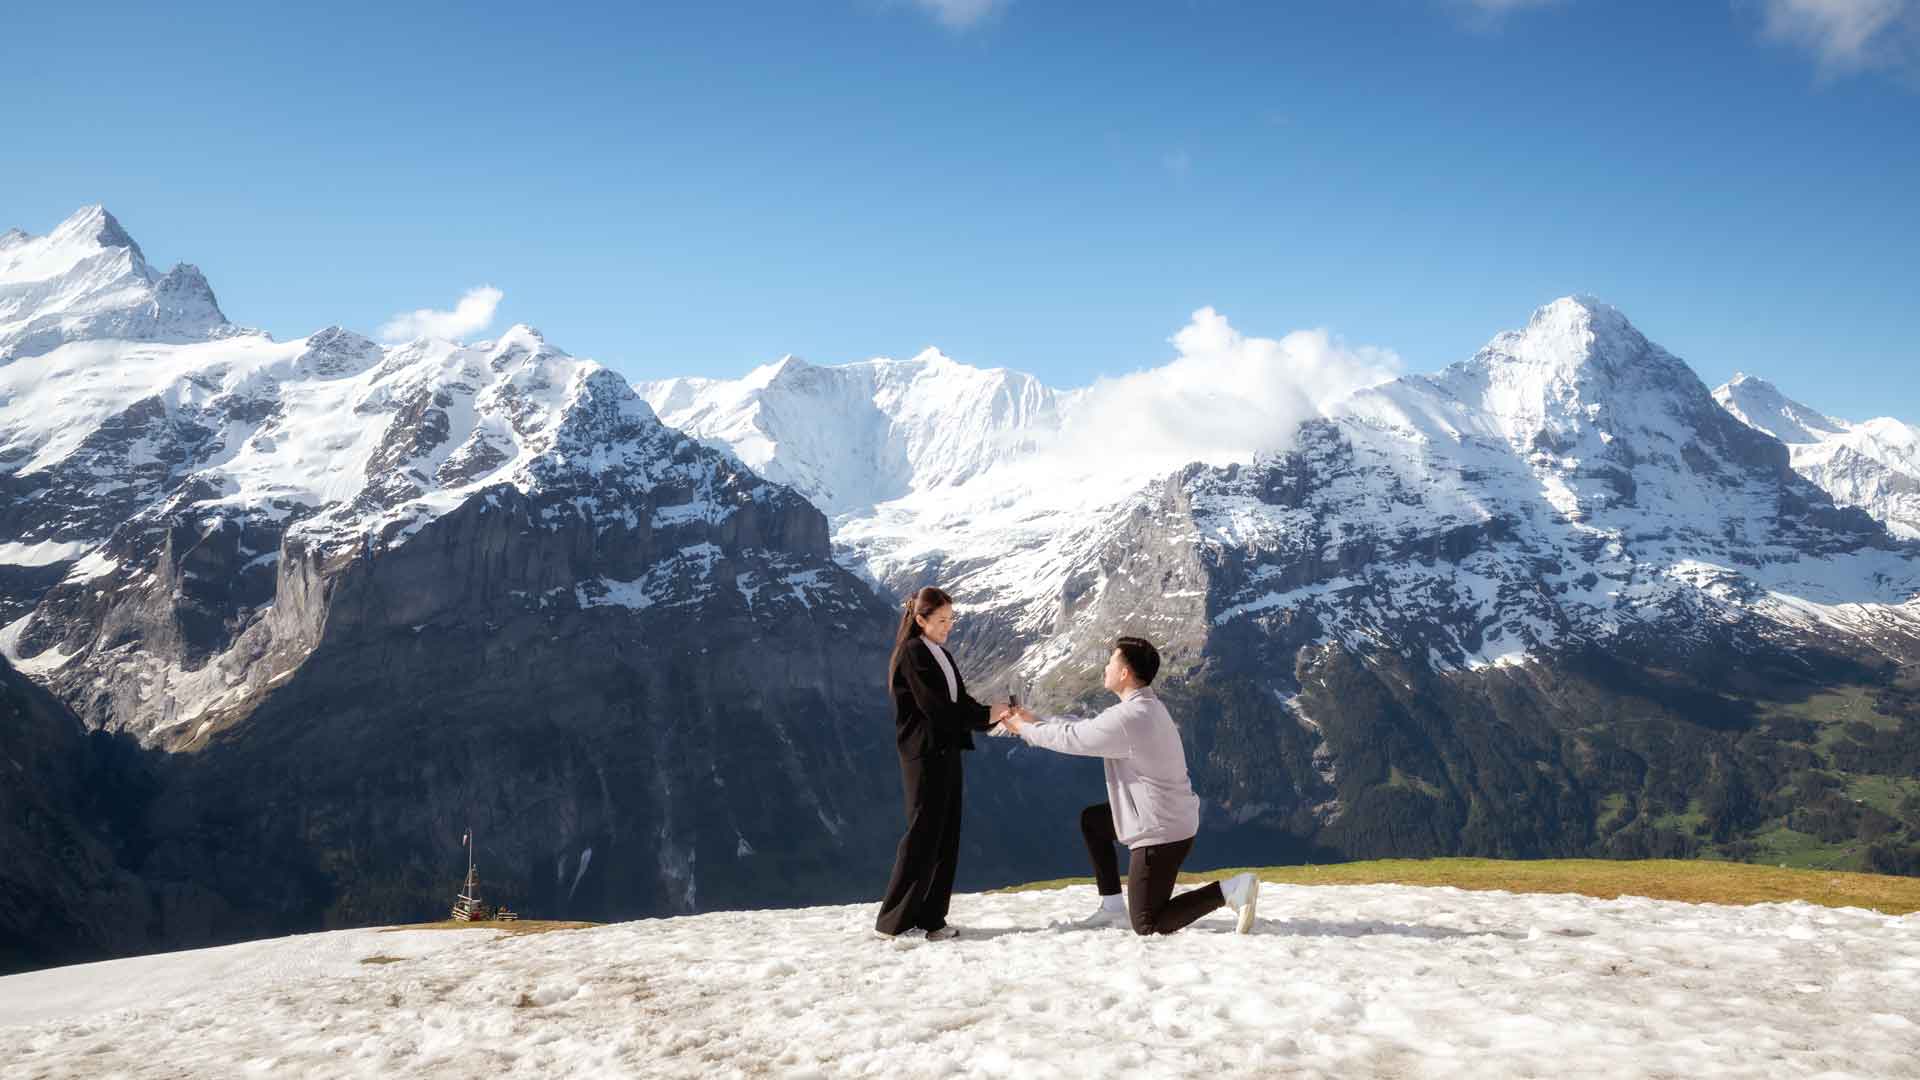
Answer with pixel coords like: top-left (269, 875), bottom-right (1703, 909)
top-left (873, 586), bottom-right (993, 940)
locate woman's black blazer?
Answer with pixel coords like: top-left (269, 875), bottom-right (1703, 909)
top-left (891, 638), bottom-right (992, 758)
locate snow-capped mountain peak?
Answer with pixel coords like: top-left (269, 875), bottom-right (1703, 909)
top-left (0, 206), bottom-right (237, 361)
top-left (741, 353), bottom-right (809, 390)
top-left (1515, 293), bottom-right (1630, 346)
top-left (1473, 295), bottom-right (1686, 396)
top-left (0, 290), bottom-right (845, 741)
top-left (1335, 295), bottom-right (1713, 469)
top-left (1713, 371), bottom-right (1849, 444)
top-left (293, 326), bottom-right (384, 379)
top-left (485, 322), bottom-right (548, 350)
top-left (51, 204), bottom-right (139, 253)
top-left (1, 206), bottom-right (142, 291)
top-left (638, 296), bottom-right (1918, 696)
top-left (639, 346), bottom-right (1073, 517)
top-left (907, 345), bottom-right (958, 367)
top-left (1715, 373), bottom-right (1920, 540)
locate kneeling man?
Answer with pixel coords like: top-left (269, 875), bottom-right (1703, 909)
top-left (997, 636), bottom-right (1259, 935)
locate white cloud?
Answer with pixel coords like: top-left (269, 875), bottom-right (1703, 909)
top-left (1753, 0), bottom-right (1919, 76)
top-left (378, 286), bottom-right (504, 343)
top-left (1048, 307), bottom-right (1402, 477)
top-left (909, 0), bottom-right (1006, 30)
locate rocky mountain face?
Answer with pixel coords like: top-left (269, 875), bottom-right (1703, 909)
top-left (3, 318), bottom-right (864, 748)
top-left (0, 654), bottom-right (166, 976)
top-left (1071, 301), bottom-right (1920, 864)
top-left (1715, 372), bottom-right (1920, 541)
top-left (649, 296), bottom-right (1920, 876)
top-left (0, 208), bottom-right (1088, 972)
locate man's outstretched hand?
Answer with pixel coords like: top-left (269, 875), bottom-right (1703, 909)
top-left (994, 705), bottom-right (1036, 734)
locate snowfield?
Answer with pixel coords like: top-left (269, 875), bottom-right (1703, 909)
top-left (3, 882), bottom-right (1916, 1078)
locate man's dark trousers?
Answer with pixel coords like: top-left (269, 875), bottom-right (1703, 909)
top-left (875, 748), bottom-right (964, 935)
top-left (1080, 802), bottom-right (1224, 935)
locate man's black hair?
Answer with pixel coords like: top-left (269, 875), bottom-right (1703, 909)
top-left (1113, 636), bottom-right (1160, 686)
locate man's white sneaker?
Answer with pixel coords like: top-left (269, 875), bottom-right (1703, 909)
top-left (1220, 872), bottom-right (1260, 934)
top-left (924, 925), bottom-right (960, 941)
top-left (1070, 907), bottom-right (1128, 930)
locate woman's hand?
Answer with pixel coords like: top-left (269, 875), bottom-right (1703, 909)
top-left (996, 705), bottom-right (1035, 734)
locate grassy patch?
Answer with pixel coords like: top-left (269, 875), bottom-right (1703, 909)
top-left (995, 857), bottom-right (1920, 914)
top-left (359, 954), bottom-right (407, 965)
top-left (1745, 824), bottom-right (1855, 866)
top-left (1648, 799), bottom-right (1706, 836)
top-left (381, 920), bottom-right (599, 936)
top-left (1386, 766), bottom-right (1444, 799)
top-left (1734, 825), bottom-right (1863, 872)
top-left (1782, 685), bottom-right (1884, 721)
top-left (1595, 793), bottom-right (1629, 833)
top-left (1765, 685), bottom-right (1895, 755)
top-left (1848, 775), bottom-right (1920, 818)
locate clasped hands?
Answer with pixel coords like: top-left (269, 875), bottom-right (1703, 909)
top-left (992, 703), bottom-right (1037, 734)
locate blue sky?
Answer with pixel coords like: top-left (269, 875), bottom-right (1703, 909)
top-left (2, 0), bottom-right (1915, 421)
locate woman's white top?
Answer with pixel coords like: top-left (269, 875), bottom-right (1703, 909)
top-left (920, 637), bottom-right (958, 702)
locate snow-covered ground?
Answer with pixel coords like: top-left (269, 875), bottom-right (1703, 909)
top-left (4, 882), bottom-right (1916, 1078)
